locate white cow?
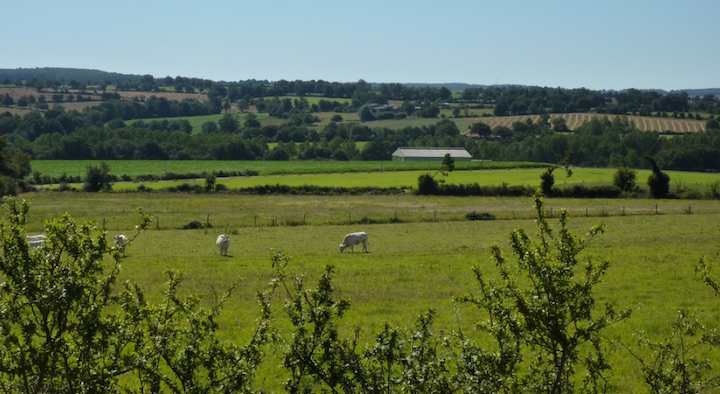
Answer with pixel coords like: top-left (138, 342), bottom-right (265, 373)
top-left (26, 234), bottom-right (47, 249)
top-left (216, 234), bottom-right (230, 256)
top-left (339, 231), bottom-right (368, 253)
top-left (114, 234), bottom-right (129, 256)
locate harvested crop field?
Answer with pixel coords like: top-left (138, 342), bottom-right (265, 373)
top-left (469, 112), bottom-right (707, 133)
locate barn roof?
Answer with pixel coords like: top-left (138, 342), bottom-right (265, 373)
top-left (392, 147), bottom-right (472, 159)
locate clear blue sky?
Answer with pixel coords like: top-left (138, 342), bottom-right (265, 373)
top-left (2, 0), bottom-right (718, 91)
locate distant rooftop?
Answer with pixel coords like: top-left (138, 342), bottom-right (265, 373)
top-left (392, 147), bottom-right (472, 161)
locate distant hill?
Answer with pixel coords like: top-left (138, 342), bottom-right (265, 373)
top-left (394, 83), bottom-right (720, 97)
top-left (1, 68), bottom-right (718, 96)
top-left (0, 67), bottom-right (145, 85)
top-left (669, 88), bottom-right (720, 97)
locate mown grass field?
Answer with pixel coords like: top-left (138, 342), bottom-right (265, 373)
top-left (30, 160), bottom-right (720, 199)
top-left (13, 189), bottom-right (720, 392)
top-left (30, 159), bottom-right (547, 178)
top-left (365, 112), bottom-right (707, 133)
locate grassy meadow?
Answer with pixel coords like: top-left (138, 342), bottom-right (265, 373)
top-left (13, 188), bottom-right (720, 391)
top-left (30, 159), bottom-right (547, 178)
top-left (30, 160), bottom-right (720, 199)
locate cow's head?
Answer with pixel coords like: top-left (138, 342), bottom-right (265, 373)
top-left (339, 244), bottom-right (347, 253)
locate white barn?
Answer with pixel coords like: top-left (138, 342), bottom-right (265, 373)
top-left (391, 147), bottom-right (472, 161)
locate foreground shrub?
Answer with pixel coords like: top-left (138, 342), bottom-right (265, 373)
top-left (271, 251), bottom-right (453, 393)
top-left (455, 191), bottom-right (631, 393)
top-left (0, 199), bottom-right (149, 392)
top-left (0, 199), bottom-right (275, 393)
top-left (124, 269), bottom-right (275, 393)
top-left (626, 310), bottom-right (720, 393)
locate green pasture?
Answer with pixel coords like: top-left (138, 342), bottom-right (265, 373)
top-left (29, 159), bottom-right (547, 178)
top-left (28, 158), bottom-right (720, 197)
top-left (207, 167), bottom-right (713, 191)
top-left (13, 191), bottom-right (720, 392)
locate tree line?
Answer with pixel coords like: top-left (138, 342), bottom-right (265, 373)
top-left (4, 68), bottom-right (720, 116)
top-left (2, 101), bottom-right (720, 172)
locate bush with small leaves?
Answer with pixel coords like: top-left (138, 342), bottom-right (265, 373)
top-left (455, 191), bottom-right (630, 393)
top-left (613, 166), bottom-right (637, 192)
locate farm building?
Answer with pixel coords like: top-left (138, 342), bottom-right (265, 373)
top-left (391, 147), bottom-right (472, 161)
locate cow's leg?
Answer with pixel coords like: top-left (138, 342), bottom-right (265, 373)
top-left (362, 241), bottom-right (367, 252)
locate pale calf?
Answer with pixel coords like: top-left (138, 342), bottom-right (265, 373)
top-left (339, 231), bottom-right (368, 253)
top-left (26, 234), bottom-right (46, 249)
top-left (114, 234), bottom-right (129, 256)
top-left (216, 234), bottom-right (230, 256)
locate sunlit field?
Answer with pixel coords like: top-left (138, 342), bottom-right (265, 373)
top-left (14, 189), bottom-right (720, 391)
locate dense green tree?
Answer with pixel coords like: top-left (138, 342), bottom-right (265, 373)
top-left (360, 139), bottom-right (393, 160)
top-left (359, 105), bottom-right (376, 122)
top-left (539, 166), bottom-right (555, 195)
top-left (551, 117), bottom-right (569, 132)
top-left (706, 118), bottom-right (720, 130)
top-left (1, 94), bottom-right (13, 106)
top-left (84, 162), bottom-right (113, 192)
top-left (613, 167), bottom-right (637, 192)
top-left (645, 156), bottom-right (670, 198)
top-left (418, 101), bottom-right (440, 118)
top-left (218, 113), bottom-right (239, 133)
top-left (438, 86), bottom-right (452, 101)
top-left (470, 121), bottom-right (492, 137)
top-left (201, 121), bottom-right (218, 134)
top-left (462, 88), bottom-right (479, 101)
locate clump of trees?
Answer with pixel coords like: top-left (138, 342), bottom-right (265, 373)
top-left (3, 101), bottom-right (720, 171)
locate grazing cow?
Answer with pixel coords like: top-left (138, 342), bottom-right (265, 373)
top-left (216, 234), bottom-right (230, 256)
top-left (114, 234), bottom-right (129, 256)
top-left (26, 234), bottom-right (46, 249)
top-left (339, 231), bottom-right (368, 253)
